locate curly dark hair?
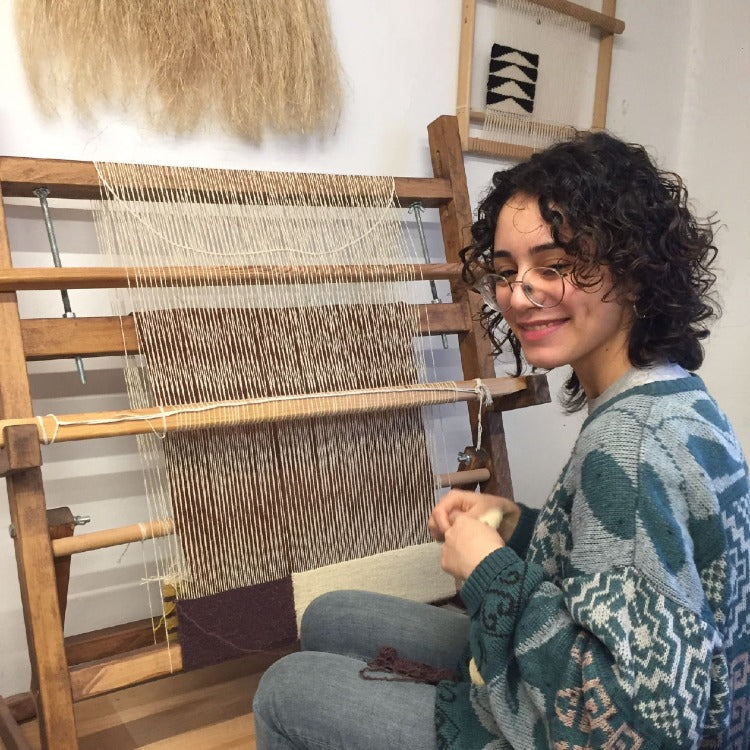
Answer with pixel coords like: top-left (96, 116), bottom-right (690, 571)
top-left (461, 130), bottom-right (720, 411)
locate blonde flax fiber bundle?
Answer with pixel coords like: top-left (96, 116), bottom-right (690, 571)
top-left (14, 0), bottom-right (342, 140)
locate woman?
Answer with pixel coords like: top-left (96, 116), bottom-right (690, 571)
top-left (252, 132), bottom-right (750, 749)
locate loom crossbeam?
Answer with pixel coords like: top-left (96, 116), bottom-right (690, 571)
top-left (0, 376), bottom-right (527, 448)
top-left (19, 303), bottom-right (472, 360)
top-left (0, 262), bottom-right (465, 291)
top-left (0, 156), bottom-right (455, 208)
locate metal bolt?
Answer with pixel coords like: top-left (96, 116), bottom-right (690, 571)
top-left (73, 515), bottom-right (92, 526)
top-left (457, 451), bottom-right (471, 465)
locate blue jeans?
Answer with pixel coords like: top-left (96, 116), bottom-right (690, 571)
top-left (252, 590), bottom-right (470, 749)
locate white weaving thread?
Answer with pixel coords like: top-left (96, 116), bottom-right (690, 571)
top-left (473, 378), bottom-right (494, 451)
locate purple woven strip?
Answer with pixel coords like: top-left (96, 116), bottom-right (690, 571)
top-left (177, 577), bottom-right (297, 671)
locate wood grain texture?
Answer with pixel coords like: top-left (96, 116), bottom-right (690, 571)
top-left (0, 156), bottom-right (453, 208)
top-left (5, 655), bottom-right (283, 749)
top-left (0, 184), bottom-right (78, 750)
top-left (19, 303), bottom-right (472, 360)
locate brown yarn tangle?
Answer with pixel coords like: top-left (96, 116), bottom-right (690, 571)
top-left (360, 647), bottom-right (458, 685)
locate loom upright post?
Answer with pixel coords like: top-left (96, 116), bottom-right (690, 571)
top-left (427, 115), bottom-right (515, 497)
top-left (0, 184), bottom-right (79, 749)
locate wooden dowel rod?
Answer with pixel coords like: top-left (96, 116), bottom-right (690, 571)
top-left (467, 136), bottom-right (537, 161)
top-left (52, 520), bottom-right (175, 557)
top-left (0, 156), bottom-right (454, 207)
top-left (525, 0), bottom-right (624, 33)
top-left (0, 377), bottom-right (526, 447)
top-left (0, 263), bottom-right (465, 291)
top-left (53, 469), bottom-right (489, 557)
top-left (439, 468), bottom-right (490, 488)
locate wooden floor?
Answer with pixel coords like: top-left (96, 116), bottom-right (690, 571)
top-left (5, 656), bottom-right (274, 749)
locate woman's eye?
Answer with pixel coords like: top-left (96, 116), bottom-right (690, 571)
top-left (495, 268), bottom-right (517, 280)
top-left (548, 261), bottom-right (572, 274)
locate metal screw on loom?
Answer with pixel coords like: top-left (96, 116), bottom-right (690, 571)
top-left (33, 187), bottom-right (87, 385)
top-left (409, 201), bottom-right (449, 349)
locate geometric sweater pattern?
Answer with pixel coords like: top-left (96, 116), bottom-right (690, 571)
top-left (435, 375), bottom-right (750, 749)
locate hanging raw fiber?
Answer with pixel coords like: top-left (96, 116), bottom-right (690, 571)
top-left (14, 0), bottom-right (342, 140)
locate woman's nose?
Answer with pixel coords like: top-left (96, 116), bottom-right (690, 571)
top-left (507, 279), bottom-right (534, 309)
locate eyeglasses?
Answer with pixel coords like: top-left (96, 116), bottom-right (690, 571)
top-left (474, 266), bottom-right (569, 313)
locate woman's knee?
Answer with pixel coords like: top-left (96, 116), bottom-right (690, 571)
top-left (253, 654), bottom-right (299, 726)
top-left (300, 589), bottom-right (370, 651)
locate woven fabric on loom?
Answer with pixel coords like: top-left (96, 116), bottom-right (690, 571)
top-left (91, 164), bottom-right (455, 668)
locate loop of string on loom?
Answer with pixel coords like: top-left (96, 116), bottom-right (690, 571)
top-left (31, 381), bottom-right (495, 446)
top-left (473, 378), bottom-right (493, 452)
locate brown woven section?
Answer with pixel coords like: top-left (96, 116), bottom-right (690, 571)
top-left (176, 577), bottom-right (297, 671)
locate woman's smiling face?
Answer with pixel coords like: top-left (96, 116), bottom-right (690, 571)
top-left (493, 193), bottom-right (634, 399)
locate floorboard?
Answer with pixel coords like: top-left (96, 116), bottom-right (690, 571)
top-left (4, 656), bottom-right (269, 749)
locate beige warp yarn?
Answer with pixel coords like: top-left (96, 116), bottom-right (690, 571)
top-left (15, 0), bottom-right (342, 139)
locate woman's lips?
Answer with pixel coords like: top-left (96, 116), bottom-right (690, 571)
top-left (515, 317), bottom-right (568, 341)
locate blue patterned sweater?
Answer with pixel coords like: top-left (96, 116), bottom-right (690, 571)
top-left (435, 374), bottom-right (750, 749)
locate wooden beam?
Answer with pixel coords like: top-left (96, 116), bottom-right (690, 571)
top-left (467, 136), bottom-right (536, 161)
top-left (592, 0), bottom-right (617, 130)
top-left (69, 644), bottom-right (180, 701)
top-left (46, 508), bottom-right (75, 626)
top-left (65, 618), bottom-right (165, 668)
top-left (456, 0), bottom-right (476, 149)
top-left (0, 156), bottom-right (454, 207)
top-left (526, 0), bottom-right (624, 33)
top-left (19, 303), bottom-right (471, 360)
top-left (429, 115), bottom-right (522, 499)
top-left (0, 424), bottom-right (42, 477)
top-left (0, 376), bottom-right (529, 447)
top-left (0, 695), bottom-right (31, 750)
top-left (0, 183), bottom-right (79, 749)
top-left (0, 262), bottom-right (465, 292)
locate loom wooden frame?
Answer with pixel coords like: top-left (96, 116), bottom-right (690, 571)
top-left (0, 115), bottom-right (550, 749)
top-left (457, 0), bottom-right (624, 158)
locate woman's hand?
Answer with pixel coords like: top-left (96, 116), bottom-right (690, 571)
top-left (441, 513), bottom-right (504, 580)
top-left (428, 489), bottom-right (521, 544)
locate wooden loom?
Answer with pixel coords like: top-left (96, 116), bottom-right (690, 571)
top-left (0, 115), bottom-right (550, 750)
top-left (457, 0), bottom-right (625, 159)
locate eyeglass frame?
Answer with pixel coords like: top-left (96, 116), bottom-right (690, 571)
top-left (473, 265), bottom-right (572, 313)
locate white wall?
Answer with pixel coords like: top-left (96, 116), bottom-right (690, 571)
top-left (1, 0), bottom-right (747, 696)
top-left (675, 1), bottom-right (750, 443)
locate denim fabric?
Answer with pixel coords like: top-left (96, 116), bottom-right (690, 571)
top-left (252, 590), bottom-right (469, 749)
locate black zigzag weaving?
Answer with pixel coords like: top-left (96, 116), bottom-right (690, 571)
top-left (486, 43), bottom-right (539, 114)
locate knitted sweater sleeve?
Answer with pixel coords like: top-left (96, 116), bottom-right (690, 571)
top-left (460, 550), bottom-right (720, 748)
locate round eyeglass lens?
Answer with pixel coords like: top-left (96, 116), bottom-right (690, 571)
top-left (479, 267), bottom-right (565, 312)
